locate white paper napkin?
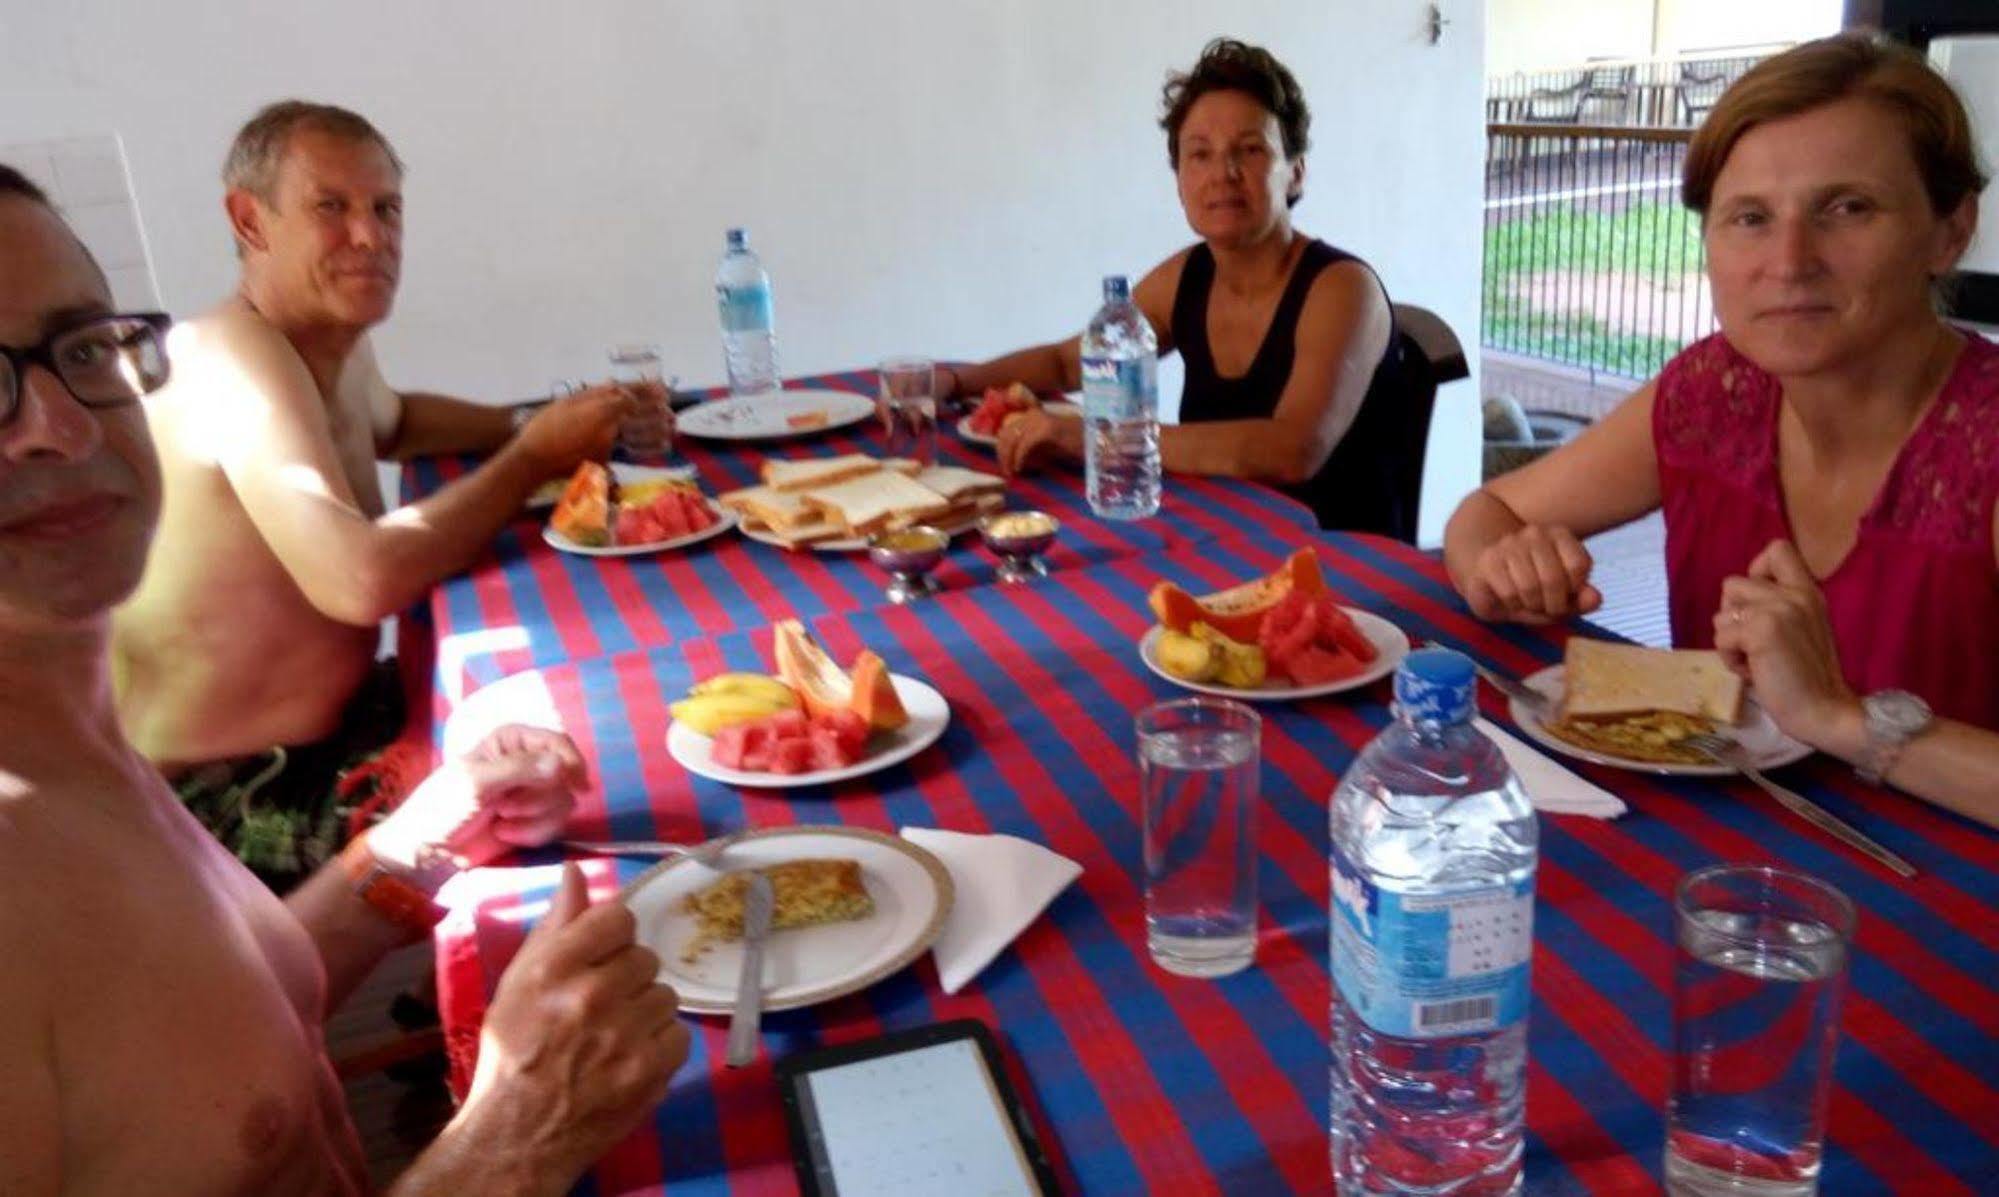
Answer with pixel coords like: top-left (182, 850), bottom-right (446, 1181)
top-left (900, 827), bottom-right (1083, 994)
top-left (1475, 718), bottom-right (1629, 820)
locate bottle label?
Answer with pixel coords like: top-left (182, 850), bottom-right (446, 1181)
top-left (1330, 843), bottom-right (1533, 1038)
top-left (717, 282), bottom-right (773, 334)
top-left (1080, 356), bottom-right (1155, 422)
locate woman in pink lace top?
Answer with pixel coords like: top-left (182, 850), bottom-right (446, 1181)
top-left (1444, 35), bottom-right (1999, 828)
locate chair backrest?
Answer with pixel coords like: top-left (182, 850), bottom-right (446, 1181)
top-left (1381, 302), bottom-right (1465, 541)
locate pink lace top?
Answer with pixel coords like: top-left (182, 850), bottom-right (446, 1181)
top-left (1654, 331), bottom-right (1999, 729)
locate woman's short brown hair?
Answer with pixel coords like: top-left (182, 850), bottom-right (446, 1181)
top-left (1684, 33), bottom-right (1987, 219)
top-left (1160, 38), bottom-right (1311, 207)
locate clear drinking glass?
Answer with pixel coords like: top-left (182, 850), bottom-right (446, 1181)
top-left (1666, 865), bottom-right (1855, 1197)
top-left (608, 343), bottom-right (673, 464)
top-left (878, 355), bottom-right (938, 465)
top-left (1137, 697), bottom-right (1260, 978)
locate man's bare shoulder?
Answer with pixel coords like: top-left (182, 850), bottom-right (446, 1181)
top-left (164, 298), bottom-right (312, 394)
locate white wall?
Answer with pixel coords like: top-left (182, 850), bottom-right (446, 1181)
top-left (0, 0), bottom-right (1486, 543)
top-left (1487, 0), bottom-right (1655, 75)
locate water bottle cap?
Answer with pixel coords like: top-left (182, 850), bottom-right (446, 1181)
top-left (1394, 648), bottom-right (1476, 726)
top-left (726, 227), bottom-right (748, 249)
top-left (1102, 275), bottom-right (1131, 302)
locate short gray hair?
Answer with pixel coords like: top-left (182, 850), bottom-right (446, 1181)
top-left (222, 100), bottom-right (403, 200)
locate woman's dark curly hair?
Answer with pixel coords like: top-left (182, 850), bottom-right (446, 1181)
top-left (1160, 38), bottom-right (1312, 207)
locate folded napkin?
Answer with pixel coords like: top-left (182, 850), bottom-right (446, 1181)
top-left (900, 827), bottom-right (1083, 994)
top-left (1475, 717), bottom-right (1629, 820)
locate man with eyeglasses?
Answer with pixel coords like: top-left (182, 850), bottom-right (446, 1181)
top-left (0, 163), bottom-right (691, 1195)
top-left (110, 102), bottom-right (640, 889)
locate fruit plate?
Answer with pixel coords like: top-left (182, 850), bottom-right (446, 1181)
top-left (527, 462), bottom-right (697, 510)
top-left (542, 500), bottom-right (737, 557)
top-left (1507, 665), bottom-right (1813, 777)
top-left (1137, 608), bottom-right (1411, 701)
top-left (667, 675), bottom-right (949, 788)
top-left (620, 825), bottom-right (954, 1014)
top-left (955, 401), bottom-right (1083, 448)
top-left (737, 503), bottom-right (997, 553)
top-left (675, 389), bottom-right (874, 441)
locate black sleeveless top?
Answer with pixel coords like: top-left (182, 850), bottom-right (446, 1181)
top-left (1171, 238), bottom-right (1418, 539)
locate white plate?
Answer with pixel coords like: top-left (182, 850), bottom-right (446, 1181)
top-left (736, 503), bottom-right (996, 554)
top-left (1138, 609), bottom-right (1411, 701)
top-left (542, 500), bottom-right (737, 557)
top-left (526, 462), bottom-right (697, 510)
top-left (1508, 664), bottom-right (1813, 776)
top-left (620, 825), bottom-right (954, 1014)
top-left (667, 674), bottom-right (950, 787)
top-left (675, 389), bottom-right (875, 441)
top-left (955, 400), bottom-right (1083, 448)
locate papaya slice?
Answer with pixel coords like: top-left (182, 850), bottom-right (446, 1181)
top-left (550, 462), bottom-right (612, 546)
top-left (847, 650), bottom-right (908, 732)
top-left (1147, 548), bottom-right (1326, 643)
top-left (770, 620), bottom-right (910, 733)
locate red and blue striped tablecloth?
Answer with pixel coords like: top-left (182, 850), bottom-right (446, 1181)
top-left (408, 380), bottom-right (1999, 1196)
top-left (404, 370), bottom-right (1319, 717)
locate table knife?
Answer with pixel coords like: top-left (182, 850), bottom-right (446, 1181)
top-left (725, 872), bottom-right (775, 1068)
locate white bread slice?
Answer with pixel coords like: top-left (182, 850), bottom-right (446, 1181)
top-left (876, 458), bottom-right (925, 478)
top-left (801, 471), bottom-right (952, 537)
top-left (1559, 639), bottom-right (1744, 725)
top-left (913, 465), bottom-right (1004, 503)
top-left (761, 454), bottom-right (883, 492)
top-left (718, 484), bottom-right (832, 533)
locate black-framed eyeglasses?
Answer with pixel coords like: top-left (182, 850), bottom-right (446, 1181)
top-left (1, 311), bottom-right (173, 425)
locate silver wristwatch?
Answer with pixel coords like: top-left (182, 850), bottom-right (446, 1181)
top-left (1858, 689), bottom-right (1933, 785)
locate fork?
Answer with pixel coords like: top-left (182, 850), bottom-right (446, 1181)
top-left (1683, 733), bottom-right (1918, 879)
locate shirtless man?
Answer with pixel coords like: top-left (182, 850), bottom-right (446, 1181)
top-left (0, 164), bottom-right (690, 1194)
top-left (112, 100), bottom-right (633, 784)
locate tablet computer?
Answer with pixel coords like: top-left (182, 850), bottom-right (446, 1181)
top-left (775, 1018), bottom-right (1060, 1196)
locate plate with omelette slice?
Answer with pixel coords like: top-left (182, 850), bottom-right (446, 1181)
top-left (619, 825), bottom-right (953, 1014)
top-left (1509, 639), bottom-right (1811, 776)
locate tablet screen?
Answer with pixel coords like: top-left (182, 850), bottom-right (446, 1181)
top-left (792, 1036), bottom-right (1042, 1196)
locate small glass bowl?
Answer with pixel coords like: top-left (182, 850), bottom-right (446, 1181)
top-left (867, 525), bottom-right (950, 603)
top-left (979, 510), bottom-right (1060, 583)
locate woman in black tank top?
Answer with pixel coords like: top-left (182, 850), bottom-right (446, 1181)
top-left (940, 39), bottom-right (1421, 539)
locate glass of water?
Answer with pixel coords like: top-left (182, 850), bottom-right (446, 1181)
top-left (877, 356), bottom-right (938, 465)
top-left (1666, 865), bottom-right (1855, 1197)
top-left (607, 343), bottom-right (674, 464)
top-left (1137, 697), bottom-right (1260, 978)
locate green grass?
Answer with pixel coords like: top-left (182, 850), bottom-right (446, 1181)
top-left (1485, 199), bottom-right (1703, 283)
top-left (1482, 305), bottom-right (1687, 379)
top-left (1482, 198), bottom-right (1705, 377)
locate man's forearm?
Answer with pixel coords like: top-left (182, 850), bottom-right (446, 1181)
top-left (323, 443), bottom-right (548, 625)
top-left (286, 857), bottom-right (428, 1015)
top-left (387, 393), bottom-right (518, 460)
top-left (387, 1108), bottom-right (565, 1197)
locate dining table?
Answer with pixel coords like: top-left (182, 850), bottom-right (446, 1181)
top-left (401, 370), bottom-right (1999, 1196)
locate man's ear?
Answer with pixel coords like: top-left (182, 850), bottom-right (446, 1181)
top-left (224, 188), bottom-right (270, 256)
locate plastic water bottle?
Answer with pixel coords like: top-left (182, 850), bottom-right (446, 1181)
top-left (1080, 274), bottom-right (1161, 519)
top-left (1330, 648), bottom-right (1538, 1196)
top-left (715, 227), bottom-right (779, 398)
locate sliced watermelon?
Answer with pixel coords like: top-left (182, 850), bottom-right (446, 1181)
top-left (806, 725), bottom-right (851, 771)
top-left (1285, 645), bottom-right (1365, 687)
top-left (817, 709), bottom-right (870, 759)
top-left (711, 723), bottom-right (754, 769)
top-left (768, 737), bottom-right (815, 774)
top-left (767, 709), bottom-right (811, 737)
top-left (1259, 590), bottom-right (1319, 678)
top-left (1315, 595), bottom-right (1379, 663)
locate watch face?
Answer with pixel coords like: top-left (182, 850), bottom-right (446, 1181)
top-left (1866, 690), bottom-right (1933, 737)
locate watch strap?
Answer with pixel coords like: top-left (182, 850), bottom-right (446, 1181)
top-left (338, 835), bottom-right (448, 934)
